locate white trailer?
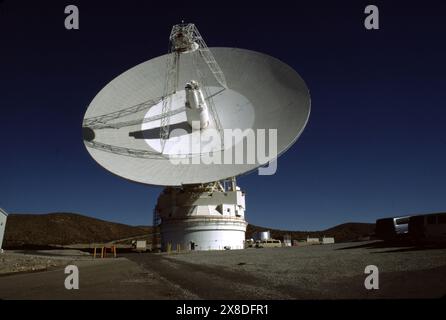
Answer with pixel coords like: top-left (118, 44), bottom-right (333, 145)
top-left (306, 237), bottom-right (320, 244)
top-left (409, 213), bottom-right (446, 242)
top-left (132, 240), bottom-right (147, 252)
top-left (322, 237), bottom-right (335, 244)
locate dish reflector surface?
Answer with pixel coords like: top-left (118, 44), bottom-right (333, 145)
top-left (83, 48), bottom-right (310, 186)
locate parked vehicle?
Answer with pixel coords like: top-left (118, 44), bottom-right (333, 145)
top-left (375, 216), bottom-right (410, 240)
top-left (255, 239), bottom-right (282, 248)
top-left (409, 213), bottom-right (446, 243)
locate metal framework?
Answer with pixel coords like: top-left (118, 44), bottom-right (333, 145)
top-left (83, 23), bottom-right (229, 158)
top-left (103, 107), bottom-right (185, 130)
top-left (168, 23), bottom-right (227, 88)
top-left (159, 23), bottom-right (227, 152)
top-left (152, 206), bottom-right (162, 252)
top-left (159, 51), bottom-right (180, 152)
top-left (84, 140), bottom-right (168, 159)
top-left (82, 97), bottom-right (160, 128)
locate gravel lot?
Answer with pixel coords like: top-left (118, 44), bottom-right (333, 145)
top-left (0, 250), bottom-right (90, 275)
top-left (158, 241), bottom-right (446, 299)
top-left (0, 241), bottom-right (445, 299)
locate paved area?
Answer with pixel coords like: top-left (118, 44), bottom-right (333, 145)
top-left (0, 241), bottom-right (445, 299)
top-left (0, 258), bottom-right (193, 300)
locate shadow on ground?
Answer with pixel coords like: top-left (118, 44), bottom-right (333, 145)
top-left (337, 240), bottom-right (446, 253)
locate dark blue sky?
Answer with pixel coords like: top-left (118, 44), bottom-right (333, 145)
top-left (1, 0), bottom-right (445, 230)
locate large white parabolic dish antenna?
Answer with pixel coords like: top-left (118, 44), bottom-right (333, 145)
top-left (83, 47), bottom-right (310, 186)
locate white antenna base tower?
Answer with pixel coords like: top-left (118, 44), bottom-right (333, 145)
top-left (156, 179), bottom-right (247, 251)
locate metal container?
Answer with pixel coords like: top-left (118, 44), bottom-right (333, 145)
top-left (253, 230), bottom-right (270, 241)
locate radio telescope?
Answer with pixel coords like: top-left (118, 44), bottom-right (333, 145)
top-left (82, 23), bottom-right (310, 251)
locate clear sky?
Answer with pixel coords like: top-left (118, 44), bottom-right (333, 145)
top-left (1, 0), bottom-right (445, 230)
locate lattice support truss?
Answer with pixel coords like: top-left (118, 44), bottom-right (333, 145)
top-left (82, 98), bottom-right (187, 130)
top-left (159, 23), bottom-right (228, 152)
top-left (83, 98), bottom-right (163, 129)
top-left (83, 23), bottom-right (228, 158)
top-left (194, 29), bottom-right (228, 89)
top-left (85, 140), bottom-right (168, 159)
top-left (152, 206), bottom-right (162, 252)
top-left (159, 51), bottom-right (179, 152)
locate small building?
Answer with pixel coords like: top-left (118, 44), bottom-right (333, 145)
top-left (322, 236), bottom-right (335, 244)
top-left (0, 208), bottom-right (8, 253)
top-left (132, 240), bottom-right (147, 252)
top-left (283, 234), bottom-right (292, 247)
top-left (306, 236), bottom-right (320, 244)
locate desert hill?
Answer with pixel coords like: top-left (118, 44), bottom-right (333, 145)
top-left (3, 212), bottom-right (375, 249)
top-left (246, 222), bottom-right (374, 243)
top-left (3, 213), bottom-right (150, 248)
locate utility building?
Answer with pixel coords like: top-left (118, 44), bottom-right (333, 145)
top-left (0, 208), bottom-right (8, 253)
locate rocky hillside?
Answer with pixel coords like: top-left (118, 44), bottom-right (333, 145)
top-left (3, 213), bottom-right (150, 248)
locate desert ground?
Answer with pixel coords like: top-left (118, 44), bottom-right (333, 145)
top-left (0, 241), bottom-right (445, 299)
